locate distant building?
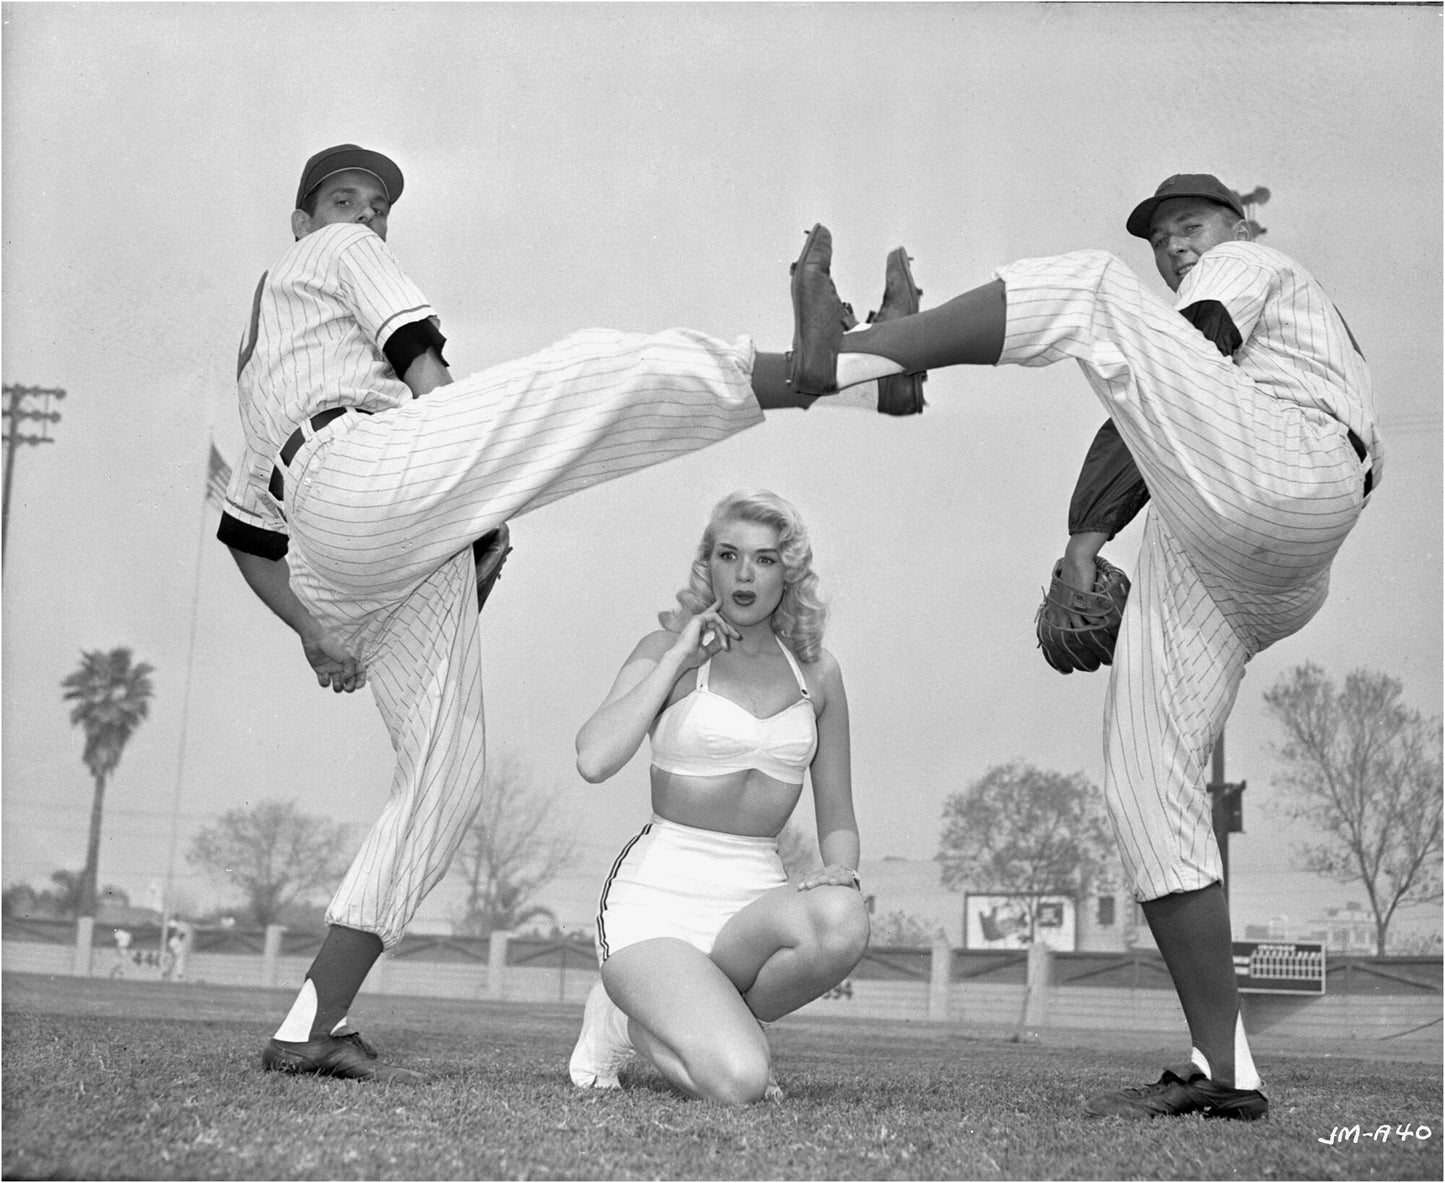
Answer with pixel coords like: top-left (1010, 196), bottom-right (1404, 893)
top-left (856, 855), bottom-right (1149, 953)
top-left (1244, 900), bottom-right (1379, 954)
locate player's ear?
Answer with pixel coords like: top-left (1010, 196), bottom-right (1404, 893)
top-left (291, 209), bottom-right (312, 240)
top-left (1231, 218), bottom-right (1252, 242)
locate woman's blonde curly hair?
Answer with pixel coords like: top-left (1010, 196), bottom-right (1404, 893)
top-left (659, 489), bottom-right (827, 663)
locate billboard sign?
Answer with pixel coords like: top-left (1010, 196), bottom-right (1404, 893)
top-left (964, 894), bottom-right (1077, 951)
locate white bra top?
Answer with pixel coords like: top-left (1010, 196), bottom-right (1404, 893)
top-left (650, 636), bottom-right (818, 785)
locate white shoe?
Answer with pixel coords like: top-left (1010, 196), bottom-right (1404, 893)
top-left (569, 979), bottom-right (634, 1089)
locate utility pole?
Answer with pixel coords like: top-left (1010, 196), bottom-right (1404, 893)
top-left (2, 383), bottom-right (66, 561)
top-left (1208, 734), bottom-right (1247, 895)
top-left (1236, 185), bottom-right (1270, 239)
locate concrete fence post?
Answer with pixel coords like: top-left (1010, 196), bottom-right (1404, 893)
top-left (73, 916), bottom-right (95, 977)
top-left (262, 925), bottom-right (285, 988)
top-left (487, 931), bottom-right (511, 1001)
top-left (928, 936), bottom-right (952, 1020)
top-left (1024, 942), bottom-right (1054, 1028)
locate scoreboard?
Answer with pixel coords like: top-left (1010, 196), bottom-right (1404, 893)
top-left (1233, 940), bottom-right (1326, 994)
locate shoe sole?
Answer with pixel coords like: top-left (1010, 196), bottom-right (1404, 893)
top-left (262, 1045), bottom-right (424, 1084)
top-left (788, 223), bottom-right (835, 393)
top-left (1083, 1091), bottom-right (1269, 1121)
top-left (888, 248), bottom-right (922, 317)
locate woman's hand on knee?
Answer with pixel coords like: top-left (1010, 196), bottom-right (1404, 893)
top-left (795, 864), bottom-right (861, 893)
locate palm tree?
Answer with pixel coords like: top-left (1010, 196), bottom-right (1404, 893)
top-left (61, 648), bottom-right (155, 917)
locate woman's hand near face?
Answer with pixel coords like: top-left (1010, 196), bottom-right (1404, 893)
top-left (669, 600), bottom-right (740, 666)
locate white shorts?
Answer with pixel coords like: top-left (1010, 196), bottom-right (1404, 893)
top-left (593, 816), bottom-right (787, 964)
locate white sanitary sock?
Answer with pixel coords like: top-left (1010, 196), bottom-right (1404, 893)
top-left (273, 978), bottom-right (318, 1042)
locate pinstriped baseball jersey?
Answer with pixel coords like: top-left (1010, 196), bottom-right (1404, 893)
top-left (996, 246), bottom-right (1378, 898)
top-left (1178, 241), bottom-right (1381, 484)
top-left (224, 221), bottom-right (765, 946)
top-left (223, 222), bottom-right (432, 536)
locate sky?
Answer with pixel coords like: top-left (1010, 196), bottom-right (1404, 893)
top-left (2, 2), bottom-right (1440, 941)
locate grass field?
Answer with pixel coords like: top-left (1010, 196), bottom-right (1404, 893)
top-left (2, 972), bottom-right (1440, 1181)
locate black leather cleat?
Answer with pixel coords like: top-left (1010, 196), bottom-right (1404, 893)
top-left (261, 1035), bottom-right (425, 1083)
top-left (867, 247), bottom-right (927, 416)
top-left (331, 1028), bottom-right (378, 1059)
top-left (1084, 1067), bottom-right (1268, 1120)
top-left (787, 224), bottom-right (857, 394)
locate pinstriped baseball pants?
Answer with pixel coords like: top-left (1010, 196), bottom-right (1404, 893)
top-left (279, 328), bottom-right (764, 946)
top-left (996, 251), bottom-right (1367, 900)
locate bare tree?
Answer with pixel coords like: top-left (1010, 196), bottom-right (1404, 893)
top-left (1263, 663), bottom-right (1443, 955)
top-left (936, 761), bottom-right (1113, 943)
top-left (187, 800), bottom-right (355, 928)
top-left (61, 647), bottom-right (155, 917)
top-left (449, 751), bottom-right (577, 936)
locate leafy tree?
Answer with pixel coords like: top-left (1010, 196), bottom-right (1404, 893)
top-left (187, 799), bottom-right (355, 929)
top-left (449, 751), bottom-right (577, 937)
top-left (1263, 664), bottom-right (1443, 956)
top-left (936, 761), bottom-right (1113, 943)
top-left (61, 647), bottom-right (155, 917)
top-left (870, 909), bottom-right (945, 947)
top-left (3, 871), bottom-right (128, 920)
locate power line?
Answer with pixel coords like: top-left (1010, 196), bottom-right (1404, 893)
top-left (1, 383), bottom-right (66, 561)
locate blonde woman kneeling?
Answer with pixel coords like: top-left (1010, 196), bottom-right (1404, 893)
top-left (568, 490), bottom-right (869, 1105)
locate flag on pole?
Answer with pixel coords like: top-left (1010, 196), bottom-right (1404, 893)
top-left (204, 442), bottom-right (232, 509)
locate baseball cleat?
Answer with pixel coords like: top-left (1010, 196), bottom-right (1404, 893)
top-left (569, 979), bottom-right (634, 1090)
top-left (330, 1027), bottom-right (379, 1059)
top-left (867, 247), bottom-right (928, 416)
top-left (786, 224), bottom-right (858, 395)
top-left (1083, 1067), bottom-right (1268, 1120)
top-left (261, 1034), bottom-right (425, 1083)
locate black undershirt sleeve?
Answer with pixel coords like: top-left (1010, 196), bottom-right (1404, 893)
top-left (1064, 300), bottom-right (1241, 540)
top-left (1179, 299), bottom-right (1242, 358)
top-left (1068, 420), bottom-right (1151, 540)
top-left (217, 511), bottom-right (289, 560)
top-left (383, 317), bottom-right (449, 380)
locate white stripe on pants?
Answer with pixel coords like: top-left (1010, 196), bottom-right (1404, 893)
top-left (995, 251), bottom-right (1364, 899)
top-left (281, 327), bottom-right (763, 946)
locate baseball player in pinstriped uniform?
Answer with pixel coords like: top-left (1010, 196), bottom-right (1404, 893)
top-left (218, 145), bottom-right (916, 1083)
top-left (786, 174), bottom-right (1380, 1120)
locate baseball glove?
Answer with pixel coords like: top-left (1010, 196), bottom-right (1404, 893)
top-left (473, 524), bottom-right (513, 612)
top-left (1034, 555), bottom-right (1130, 674)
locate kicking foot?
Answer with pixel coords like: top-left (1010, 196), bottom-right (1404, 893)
top-left (867, 248), bottom-right (927, 416)
top-left (787, 224), bottom-right (857, 394)
top-left (569, 979), bottom-right (634, 1090)
top-left (1083, 1066), bottom-right (1268, 1120)
top-left (261, 1035), bottom-right (425, 1083)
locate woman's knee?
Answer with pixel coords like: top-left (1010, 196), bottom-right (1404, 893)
top-left (685, 1038), bottom-right (771, 1106)
top-left (803, 887), bottom-right (871, 965)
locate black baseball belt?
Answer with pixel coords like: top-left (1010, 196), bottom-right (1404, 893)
top-left (268, 406), bottom-right (371, 508)
top-left (1346, 427), bottom-right (1373, 497)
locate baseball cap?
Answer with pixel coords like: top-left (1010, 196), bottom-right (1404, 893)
top-left (1126, 173), bottom-right (1245, 239)
top-left (295, 144), bottom-right (404, 210)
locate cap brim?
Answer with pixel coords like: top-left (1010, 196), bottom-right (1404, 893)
top-left (1127, 191), bottom-right (1244, 239)
top-left (297, 147), bottom-right (403, 208)
top-left (1126, 198), bottom-right (1162, 239)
